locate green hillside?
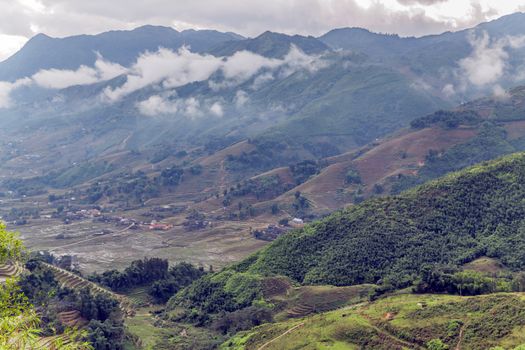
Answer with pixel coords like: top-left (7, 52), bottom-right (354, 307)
top-left (223, 293), bottom-right (525, 350)
top-left (237, 152), bottom-right (525, 286)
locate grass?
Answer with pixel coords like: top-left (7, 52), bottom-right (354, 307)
top-left (274, 284), bottom-right (374, 321)
top-left (125, 307), bottom-right (171, 349)
top-left (462, 257), bottom-right (507, 274)
top-left (125, 286), bottom-right (154, 307)
top-left (223, 292), bottom-right (525, 350)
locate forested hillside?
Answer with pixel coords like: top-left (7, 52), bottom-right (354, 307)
top-left (237, 152), bottom-right (525, 286)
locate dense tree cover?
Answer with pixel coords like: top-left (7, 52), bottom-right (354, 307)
top-left (82, 166), bottom-right (184, 204)
top-left (391, 123), bottom-right (523, 194)
top-left (413, 265), bottom-right (523, 296)
top-left (227, 152), bottom-right (525, 287)
top-left (87, 319), bottom-right (125, 350)
top-left (1, 161), bottom-right (114, 195)
top-left (149, 262), bottom-right (206, 303)
top-left (0, 224), bottom-right (92, 349)
top-left (159, 167), bottom-right (184, 186)
top-left (89, 258), bottom-right (205, 303)
top-left (2, 207), bottom-right (40, 225)
top-left (225, 139), bottom-right (296, 174)
top-left (292, 191), bottom-right (311, 217)
top-left (410, 109), bottom-right (480, 129)
top-left (169, 270), bottom-right (264, 326)
top-left (225, 175), bottom-right (291, 201)
top-left (21, 261), bottom-right (120, 333)
top-left (345, 167), bottom-right (362, 184)
top-left (211, 306), bottom-right (273, 335)
top-left (289, 160), bottom-right (321, 185)
top-left (89, 257), bottom-right (169, 291)
top-left (77, 289), bottom-right (119, 322)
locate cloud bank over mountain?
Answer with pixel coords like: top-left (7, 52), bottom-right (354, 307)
top-left (0, 44), bottom-right (328, 118)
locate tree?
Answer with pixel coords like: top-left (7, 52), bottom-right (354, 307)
top-left (427, 339), bottom-right (448, 350)
top-left (0, 222), bottom-right (24, 264)
top-left (0, 223), bottom-right (92, 349)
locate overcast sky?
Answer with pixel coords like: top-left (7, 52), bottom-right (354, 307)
top-left (0, 0), bottom-right (524, 61)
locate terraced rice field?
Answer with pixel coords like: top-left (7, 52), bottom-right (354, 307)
top-left (42, 263), bottom-right (135, 316)
top-left (0, 263), bottom-right (24, 282)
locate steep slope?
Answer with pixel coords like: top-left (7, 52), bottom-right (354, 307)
top-left (263, 85), bottom-right (525, 214)
top-left (238, 152), bottom-right (525, 286)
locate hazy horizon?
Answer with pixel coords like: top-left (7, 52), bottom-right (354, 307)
top-left (1, 0), bottom-right (525, 60)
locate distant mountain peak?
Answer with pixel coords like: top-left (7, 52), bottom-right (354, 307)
top-left (212, 30), bottom-right (329, 58)
top-left (0, 26), bottom-right (244, 81)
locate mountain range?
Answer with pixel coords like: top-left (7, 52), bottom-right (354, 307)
top-left (0, 12), bottom-right (524, 185)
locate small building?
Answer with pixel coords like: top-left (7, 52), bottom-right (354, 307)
top-left (290, 218), bottom-right (305, 228)
top-left (149, 223), bottom-right (174, 231)
top-left (253, 225), bottom-right (289, 241)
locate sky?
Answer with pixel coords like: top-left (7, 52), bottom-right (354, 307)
top-left (0, 0), bottom-right (524, 61)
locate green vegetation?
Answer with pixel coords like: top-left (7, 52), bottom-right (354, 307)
top-left (169, 270), bottom-right (265, 326)
top-left (0, 222), bottom-right (24, 263)
top-left (413, 265), bottom-right (523, 296)
top-left (345, 167), bottom-right (362, 185)
top-left (232, 152), bottom-right (525, 287)
top-left (392, 123), bottom-right (522, 194)
top-left (224, 175), bottom-right (291, 202)
top-left (82, 167), bottom-right (183, 204)
top-left (289, 160), bottom-right (321, 185)
top-left (0, 223), bottom-right (93, 349)
top-left (89, 258), bottom-right (205, 303)
top-left (410, 109), bottom-right (481, 129)
top-left (223, 293), bottom-right (525, 349)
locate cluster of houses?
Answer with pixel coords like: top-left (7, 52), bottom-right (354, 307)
top-left (94, 215), bottom-right (174, 231)
top-left (253, 218), bottom-right (305, 241)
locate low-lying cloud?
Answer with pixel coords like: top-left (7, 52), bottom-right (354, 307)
top-left (137, 94), bottom-right (225, 119)
top-left (106, 45), bottom-right (327, 103)
top-left (103, 47), bottom-right (222, 101)
top-left (448, 31), bottom-right (525, 97)
top-left (32, 56), bottom-right (126, 89)
top-left (0, 55), bottom-right (126, 107)
top-left (0, 45), bottom-right (326, 109)
top-left (0, 78), bottom-right (31, 108)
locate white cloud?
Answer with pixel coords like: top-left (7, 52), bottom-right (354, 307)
top-left (107, 45), bottom-right (326, 102)
top-left (0, 55), bottom-right (126, 106)
top-left (209, 101), bottom-right (224, 117)
top-left (103, 47), bottom-right (222, 101)
top-left (234, 90), bottom-right (249, 107)
top-left (454, 31), bottom-right (525, 93)
top-left (32, 57), bottom-right (126, 89)
top-left (441, 83), bottom-right (455, 97)
top-left (183, 97), bottom-right (201, 118)
top-left (459, 32), bottom-right (508, 87)
top-left (137, 94), bottom-right (210, 118)
top-left (492, 84), bottom-right (510, 100)
top-left (221, 51), bottom-right (281, 82)
top-left (0, 43), bottom-right (326, 109)
top-left (0, 78), bottom-right (31, 108)
top-left (251, 72), bottom-right (274, 90)
top-left (137, 94), bottom-right (179, 116)
top-left (280, 45), bottom-right (328, 76)
top-left (0, 33), bottom-right (28, 61)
